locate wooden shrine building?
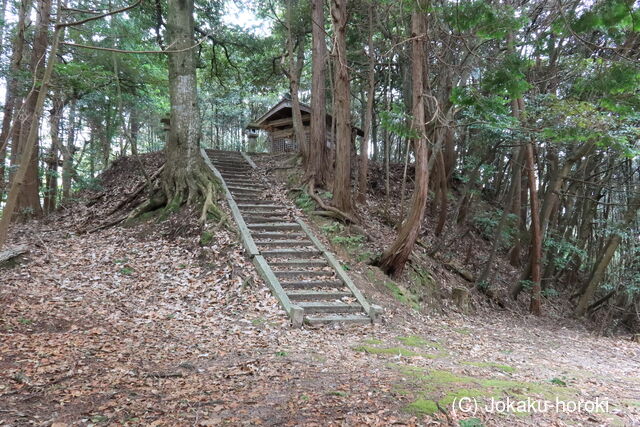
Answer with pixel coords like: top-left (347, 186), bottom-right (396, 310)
top-left (246, 97), bottom-right (363, 153)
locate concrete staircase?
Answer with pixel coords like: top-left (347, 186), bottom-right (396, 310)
top-left (201, 149), bottom-right (381, 327)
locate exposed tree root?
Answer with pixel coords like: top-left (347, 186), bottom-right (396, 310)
top-left (126, 192), bottom-right (167, 221)
top-left (106, 165), bottom-right (165, 217)
top-left (307, 180), bottom-right (358, 224)
top-left (125, 157), bottom-right (229, 230)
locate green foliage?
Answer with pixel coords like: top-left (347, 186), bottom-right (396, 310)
top-left (541, 288), bottom-right (560, 298)
top-left (119, 267), bottom-right (134, 275)
top-left (518, 280), bottom-right (534, 291)
top-left (440, 1), bottom-right (525, 40)
top-left (320, 222), bottom-right (369, 260)
top-left (571, 0), bottom-right (640, 34)
top-left (331, 234), bottom-right (365, 250)
top-left (294, 192), bottom-right (315, 212)
top-left (379, 103), bottom-right (419, 140)
top-left (482, 54), bottom-right (532, 98)
top-left (544, 237), bottom-right (587, 271)
top-left (200, 231), bottom-right (214, 246)
top-left (74, 177), bottom-right (103, 193)
top-left (472, 210), bottom-right (518, 245)
top-left (320, 222), bottom-right (342, 234)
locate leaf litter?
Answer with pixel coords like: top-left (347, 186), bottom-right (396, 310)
top-left (1, 153), bottom-right (639, 426)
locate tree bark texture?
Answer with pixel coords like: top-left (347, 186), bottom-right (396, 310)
top-left (13, 0), bottom-right (53, 219)
top-left (377, 6), bottom-right (428, 277)
top-left (330, 0), bottom-right (352, 213)
top-left (306, 0), bottom-right (331, 186)
top-left (357, 4), bottom-right (375, 204)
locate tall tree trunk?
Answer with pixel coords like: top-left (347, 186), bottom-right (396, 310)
top-left (61, 99), bottom-right (77, 201)
top-left (357, 4), bottom-right (375, 204)
top-left (285, 0), bottom-right (307, 160)
top-left (44, 93), bottom-right (63, 213)
top-left (0, 0), bottom-right (31, 201)
top-left (13, 0), bottom-right (53, 219)
top-left (525, 140), bottom-right (542, 315)
top-left (0, 5), bottom-right (60, 248)
top-left (476, 160), bottom-right (520, 288)
top-left (130, 107), bottom-right (140, 156)
top-left (575, 193), bottom-right (640, 316)
top-left (0, 0), bottom-right (7, 56)
top-left (376, 6), bottom-right (428, 277)
top-left (133, 0), bottom-right (220, 220)
top-left (330, 0), bottom-right (352, 213)
top-left (305, 0), bottom-right (331, 187)
top-left (383, 63), bottom-right (392, 208)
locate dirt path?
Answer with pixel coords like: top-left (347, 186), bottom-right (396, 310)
top-left (1, 222), bottom-right (639, 426)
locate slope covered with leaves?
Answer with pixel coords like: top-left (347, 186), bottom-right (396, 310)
top-left (1, 154), bottom-right (639, 426)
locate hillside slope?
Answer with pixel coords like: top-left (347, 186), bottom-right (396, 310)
top-left (1, 152), bottom-right (639, 426)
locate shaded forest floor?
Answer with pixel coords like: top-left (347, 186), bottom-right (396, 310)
top-left (1, 153), bottom-right (639, 426)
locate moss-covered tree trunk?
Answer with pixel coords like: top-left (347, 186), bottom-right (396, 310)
top-left (158, 0), bottom-right (216, 212)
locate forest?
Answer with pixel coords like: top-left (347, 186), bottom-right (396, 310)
top-left (1, 0), bottom-right (639, 425)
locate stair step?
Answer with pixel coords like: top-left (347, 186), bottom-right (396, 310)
top-left (287, 290), bottom-right (352, 301)
top-left (219, 169), bottom-right (250, 174)
top-left (238, 204), bottom-right (284, 209)
top-left (304, 314), bottom-right (371, 325)
top-left (215, 163), bottom-right (249, 169)
top-left (226, 181), bottom-right (266, 188)
top-left (218, 164), bottom-right (250, 169)
top-left (240, 210), bottom-right (287, 217)
top-left (251, 232), bottom-right (306, 239)
top-left (298, 301), bottom-right (362, 313)
top-left (228, 185), bottom-right (264, 191)
top-left (213, 159), bottom-right (248, 167)
top-left (248, 223), bottom-right (302, 231)
top-left (221, 174), bottom-right (252, 179)
top-left (234, 199), bottom-right (277, 205)
top-left (245, 215), bottom-right (289, 222)
top-left (230, 189), bottom-right (263, 195)
top-left (270, 259), bottom-right (328, 268)
top-left (262, 249), bottom-right (322, 258)
top-left (207, 150), bottom-right (380, 326)
top-left (275, 270), bottom-right (333, 278)
top-left (255, 239), bottom-right (313, 247)
top-left (280, 280), bottom-right (344, 289)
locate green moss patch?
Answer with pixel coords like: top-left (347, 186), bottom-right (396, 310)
top-left (397, 335), bottom-right (429, 347)
top-left (395, 365), bottom-right (577, 417)
top-left (461, 361), bottom-right (516, 373)
top-left (407, 398), bottom-right (439, 415)
top-left (200, 231), bottom-right (214, 246)
top-left (354, 341), bottom-right (444, 359)
top-left (393, 336), bottom-right (448, 361)
top-left (382, 278), bottom-right (420, 310)
top-left (354, 345), bottom-right (422, 357)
